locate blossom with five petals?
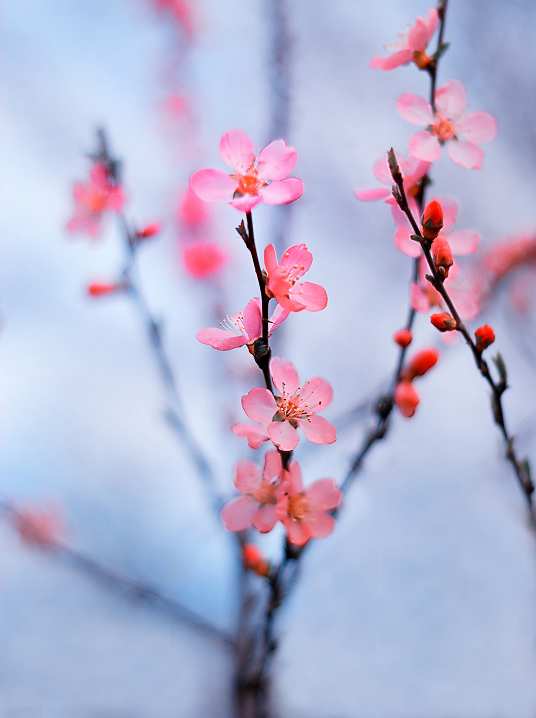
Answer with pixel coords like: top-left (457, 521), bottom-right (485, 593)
top-left (370, 8), bottom-right (438, 71)
top-left (240, 357), bottom-right (336, 452)
top-left (221, 451), bottom-right (283, 533)
top-left (264, 244), bottom-right (327, 312)
top-left (190, 129), bottom-right (303, 213)
top-left (275, 461), bottom-right (341, 546)
top-left (396, 80), bottom-right (497, 169)
top-left (67, 164), bottom-right (125, 237)
top-left (197, 298), bottom-right (289, 351)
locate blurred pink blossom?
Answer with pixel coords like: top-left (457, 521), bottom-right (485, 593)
top-left (11, 505), bottom-right (65, 548)
top-left (67, 164), bottom-right (124, 238)
top-left (370, 8), bottom-right (438, 71)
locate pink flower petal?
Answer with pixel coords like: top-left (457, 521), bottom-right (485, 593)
top-left (396, 94), bottom-right (434, 126)
top-left (264, 244), bottom-right (278, 275)
top-left (235, 459), bottom-right (262, 494)
top-left (219, 129), bottom-right (255, 172)
top-left (299, 415), bottom-right (336, 445)
top-left (410, 282), bottom-right (430, 312)
top-left (221, 496), bottom-right (258, 531)
top-left (285, 517), bottom-right (311, 546)
top-left (456, 112), bottom-right (497, 145)
top-left (285, 462), bottom-right (304, 494)
top-left (409, 130), bottom-right (442, 162)
top-left (257, 139), bottom-right (297, 181)
top-left (270, 303), bottom-right (290, 331)
top-left (242, 298), bottom-right (263, 340)
top-left (306, 508), bottom-right (335, 539)
top-left (447, 229), bottom-right (480, 255)
top-left (232, 422), bottom-right (270, 449)
top-left (183, 242), bottom-right (226, 278)
top-left (370, 49), bottom-right (413, 70)
top-left (355, 188), bottom-right (391, 201)
top-left (447, 140), bottom-right (484, 170)
top-left (229, 194), bottom-right (263, 212)
top-left (307, 478), bottom-right (341, 511)
top-left (259, 177), bottom-right (303, 205)
top-left (262, 450), bottom-right (283, 481)
top-left (373, 156), bottom-right (391, 183)
top-left (252, 504), bottom-right (278, 533)
top-left (394, 227), bottom-right (421, 257)
top-left (270, 356), bottom-right (300, 395)
top-left (242, 387), bottom-right (278, 423)
top-left (299, 376), bottom-right (333, 412)
top-left (279, 243), bottom-right (313, 273)
top-left (408, 10), bottom-right (438, 50)
top-left (267, 420), bottom-right (300, 451)
top-left (190, 169), bottom-right (235, 202)
top-left (289, 282), bottom-right (328, 312)
top-left (435, 79), bottom-right (467, 117)
top-left (435, 196), bottom-right (458, 231)
top-left (196, 327), bottom-right (248, 351)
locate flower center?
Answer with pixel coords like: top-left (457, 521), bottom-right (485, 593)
top-left (234, 168), bottom-right (264, 197)
top-left (287, 493), bottom-right (310, 522)
top-left (220, 311), bottom-right (248, 338)
top-left (432, 115), bottom-right (457, 141)
top-left (87, 189), bottom-right (107, 213)
top-left (253, 481), bottom-right (277, 506)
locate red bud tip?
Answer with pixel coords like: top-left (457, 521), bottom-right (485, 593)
top-left (421, 200), bottom-right (444, 241)
top-left (430, 312), bottom-right (457, 332)
top-left (138, 222), bottom-right (162, 238)
top-left (475, 324), bottom-right (495, 351)
top-left (242, 544), bottom-right (270, 577)
top-left (87, 282), bottom-right (122, 297)
top-left (394, 329), bottom-right (412, 348)
top-left (432, 237), bottom-right (453, 279)
top-left (407, 347), bottom-right (439, 380)
top-left (394, 381), bottom-right (420, 418)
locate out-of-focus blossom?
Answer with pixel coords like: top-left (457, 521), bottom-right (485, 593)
top-left (355, 152), bottom-right (430, 203)
top-left (242, 544), bottom-right (270, 576)
top-left (11, 505), bottom-right (65, 548)
top-left (179, 185), bottom-right (210, 226)
top-left (67, 164), bottom-right (124, 238)
top-left (394, 347), bottom-right (440, 418)
top-left (221, 451), bottom-right (283, 533)
top-left (394, 328), bottom-right (412, 348)
top-left (394, 380), bottom-right (420, 418)
top-left (405, 347), bottom-right (439, 380)
top-left (152, 0), bottom-right (195, 38)
top-left (240, 357), bottom-right (336, 452)
top-left (370, 8), bottom-right (438, 71)
top-left (87, 282), bottom-right (125, 297)
top-left (411, 257), bottom-right (480, 321)
top-left (137, 223), bottom-right (162, 239)
top-left (430, 312), bottom-right (457, 332)
top-left (275, 461), bottom-right (341, 546)
top-left (264, 244), bottom-right (327, 312)
top-left (190, 129), bottom-right (303, 213)
top-left (475, 233), bottom-right (536, 310)
top-left (197, 298), bottom-right (288, 351)
top-left (182, 242), bottom-right (226, 278)
top-left (396, 80), bottom-right (497, 169)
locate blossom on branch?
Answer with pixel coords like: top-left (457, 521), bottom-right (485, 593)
top-left (190, 129), bottom-right (303, 213)
top-left (370, 8), bottom-right (438, 71)
top-left (67, 164), bottom-right (125, 237)
top-left (264, 243), bottom-right (327, 312)
top-left (276, 461), bottom-right (341, 546)
top-left (197, 298), bottom-right (288, 351)
top-left (240, 357), bottom-right (336, 452)
top-left (396, 80), bottom-right (497, 169)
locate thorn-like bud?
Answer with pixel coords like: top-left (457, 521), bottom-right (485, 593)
top-left (492, 352), bottom-right (507, 382)
top-left (388, 148), bottom-right (403, 184)
top-left (432, 237), bottom-right (453, 279)
top-left (394, 381), bottom-right (420, 418)
top-left (394, 329), bottom-right (412, 348)
top-left (87, 282), bottom-right (124, 297)
top-left (406, 347), bottom-right (439, 380)
top-left (475, 324), bottom-right (495, 352)
top-left (421, 200), bottom-right (444, 241)
top-left (242, 544), bottom-right (270, 577)
top-left (430, 312), bottom-right (457, 332)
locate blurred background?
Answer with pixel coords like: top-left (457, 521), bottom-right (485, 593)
top-left (2, 0), bottom-right (536, 715)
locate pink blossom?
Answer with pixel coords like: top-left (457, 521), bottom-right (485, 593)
top-left (11, 505), bottom-right (65, 548)
top-left (276, 461), bottom-right (341, 546)
top-left (178, 185), bottom-right (209, 226)
top-left (241, 357), bottom-right (336, 452)
top-left (396, 80), bottom-right (497, 169)
top-left (355, 152), bottom-right (430, 203)
top-left (221, 451), bottom-right (283, 533)
top-left (197, 298), bottom-right (288, 350)
top-left (67, 164), bottom-right (125, 237)
top-left (370, 8), bottom-right (438, 71)
top-left (182, 242), bottom-right (227, 278)
top-left (190, 129), bottom-right (303, 213)
top-left (394, 197), bottom-right (480, 258)
top-left (264, 244), bottom-right (327, 312)
top-left (153, 0), bottom-right (195, 38)
top-left (232, 422), bottom-right (270, 449)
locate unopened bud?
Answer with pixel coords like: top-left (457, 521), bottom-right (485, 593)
top-left (137, 222), bottom-right (162, 239)
top-left (430, 312), bottom-right (457, 332)
top-left (432, 237), bottom-right (453, 279)
top-left (475, 324), bottom-right (495, 351)
top-left (421, 200), bottom-right (444, 241)
top-left (242, 544), bottom-right (270, 577)
top-left (394, 329), bottom-right (412, 348)
top-left (394, 381), bottom-right (420, 418)
top-left (406, 347), bottom-right (439, 380)
top-left (87, 282), bottom-right (123, 297)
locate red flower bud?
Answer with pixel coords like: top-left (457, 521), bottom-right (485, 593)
top-left (137, 222), bottom-right (162, 238)
top-left (475, 324), bottom-right (495, 351)
top-left (394, 381), bottom-right (420, 418)
top-left (430, 312), bottom-right (457, 332)
top-left (432, 237), bottom-right (453, 279)
top-left (406, 347), bottom-right (439, 380)
top-left (394, 329), bottom-right (412, 348)
top-left (421, 200), bottom-right (444, 241)
top-left (242, 544), bottom-right (270, 577)
top-left (87, 282), bottom-right (123, 297)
